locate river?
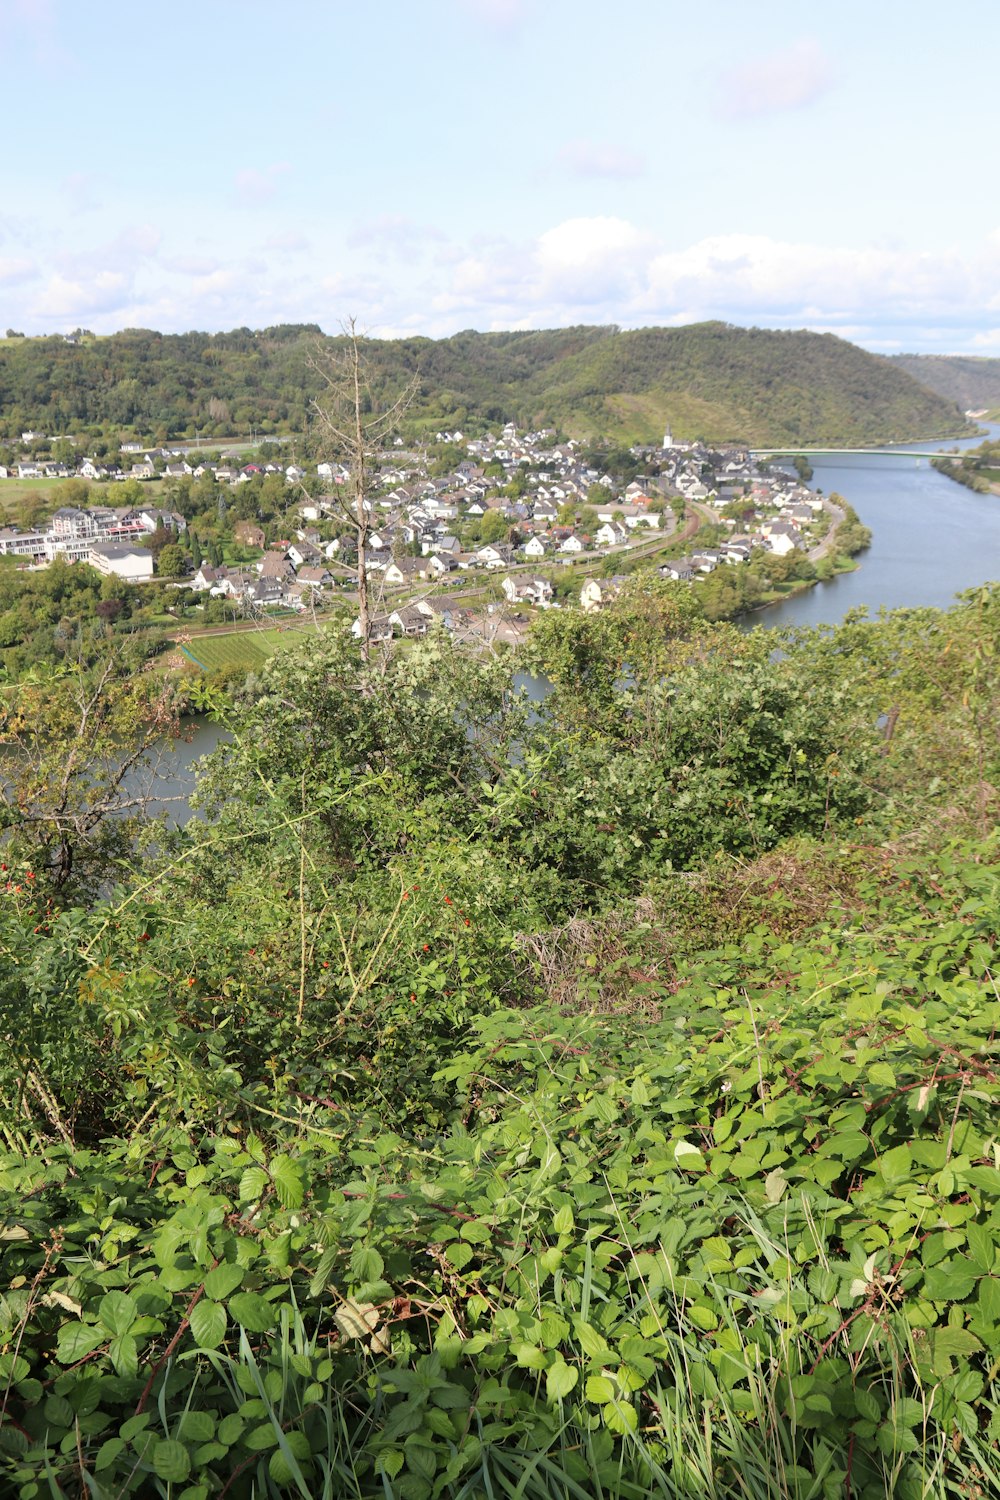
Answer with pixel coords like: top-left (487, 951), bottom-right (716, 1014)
top-left (753, 424), bottom-right (1000, 630)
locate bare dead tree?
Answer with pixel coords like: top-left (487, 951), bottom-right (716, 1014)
top-left (307, 320), bottom-right (417, 663)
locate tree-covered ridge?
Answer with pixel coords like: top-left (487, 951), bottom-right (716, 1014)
top-left (0, 322), bottom-right (970, 446)
top-left (2, 582), bottom-right (999, 1496)
top-left (891, 353), bottom-right (1000, 413)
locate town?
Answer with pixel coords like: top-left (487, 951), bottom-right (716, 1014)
top-left (0, 422), bottom-right (849, 642)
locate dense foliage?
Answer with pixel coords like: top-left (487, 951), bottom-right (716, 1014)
top-left (1, 582), bottom-right (999, 1497)
top-left (0, 323), bottom-right (970, 448)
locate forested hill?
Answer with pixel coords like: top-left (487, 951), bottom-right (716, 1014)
top-left (891, 352), bottom-right (1000, 413)
top-left (0, 321), bottom-right (969, 446)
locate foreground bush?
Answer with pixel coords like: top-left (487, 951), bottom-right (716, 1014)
top-left (2, 840), bottom-right (999, 1498)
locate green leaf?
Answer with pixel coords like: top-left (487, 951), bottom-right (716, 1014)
top-left (854, 1387), bottom-right (881, 1422)
top-left (43, 1395), bottom-right (74, 1428)
top-left (546, 1359), bottom-right (579, 1401)
top-left (868, 1063), bottom-right (896, 1089)
top-left (244, 1423), bottom-right (280, 1451)
top-left (405, 1440), bottom-right (437, 1481)
top-left (120, 1413), bottom-right (152, 1441)
top-left (149, 1439), bottom-right (191, 1484)
top-left (95, 1437), bottom-right (125, 1472)
top-left (586, 1375), bottom-right (616, 1403)
top-left (880, 1144), bottom-right (912, 1182)
top-left (889, 1397), bottom-right (926, 1429)
top-left (189, 1298), bottom-right (227, 1350)
top-left (673, 1139), bottom-right (705, 1170)
top-left (269, 1430), bottom-right (312, 1486)
top-left (576, 1321), bottom-right (612, 1361)
top-left (379, 1450), bottom-right (405, 1481)
top-left (553, 1204), bottom-right (574, 1235)
top-left (55, 1323), bottom-right (105, 1364)
top-left (604, 1399), bottom-right (639, 1434)
top-left (978, 1276), bottom-right (1000, 1321)
top-left (445, 1242), bottom-right (473, 1270)
top-left (513, 1343), bottom-right (547, 1370)
top-left (176, 1411), bottom-right (216, 1443)
top-left (350, 1245), bottom-right (384, 1283)
top-left (203, 1262), bottom-right (244, 1300)
top-left (923, 1263), bottom-right (978, 1302)
top-left (228, 1292), bottom-right (277, 1332)
top-left (108, 1332), bottom-right (138, 1378)
top-left (217, 1414), bottom-right (245, 1446)
top-left (931, 1326), bottom-right (983, 1359)
top-left (239, 1166), bottom-right (269, 1203)
top-left (967, 1224), bottom-right (995, 1273)
top-left (98, 1290), bottom-right (137, 1336)
top-left (271, 1154), bottom-right (304, 1210)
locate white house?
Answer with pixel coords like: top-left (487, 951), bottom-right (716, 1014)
top-left (88, 543), bottom-right (154, 583)
top-left (765, 523), bottom-right (803, 556)
top-left (502, 576), bottom-right (553, 606)
top-left (580, 577), bottom-right (622, 612)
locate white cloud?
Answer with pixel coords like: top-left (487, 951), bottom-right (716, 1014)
top-left (55, 225), bottom-right (161, 280)
top-left (643, 234), bottom-right (967, 321)
top-left (264, 232), bottom-right (310, 253)
top-left (557, 140), bottom-right (645, 180)
top-left (233, 163), bottom-right (291, 201)
top-left (7, 212), bottom-right (1000, 354)
top-left (61, 171), bottom-right (104, 215)
top-left (163, 254), bottom-right (223, 277)
top-left (30, 271), bottom-right (132, 322)
top-left (0, 256), bottom-right (37, 286)
top-left (717, 38), bottom-right (836, 120)
top-left (347, 215), bottom-right (446, 255)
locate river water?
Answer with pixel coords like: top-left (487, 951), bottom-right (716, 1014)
top-left (753, 424), bottom-right (1000, 630)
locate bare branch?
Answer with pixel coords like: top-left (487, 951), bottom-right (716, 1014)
top-left (305, 320), bottom-right (418, 665)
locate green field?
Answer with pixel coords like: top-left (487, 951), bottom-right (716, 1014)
top-left (179, 623), bottom-right (321, 673)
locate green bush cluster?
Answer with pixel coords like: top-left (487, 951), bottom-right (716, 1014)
top-left (1, 585), bottom-right (999, 1496)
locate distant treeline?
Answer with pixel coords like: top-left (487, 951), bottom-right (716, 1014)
top-left (0, 321), bottom-right (970, 448)
top-left (891, 351), bottom-right (1000, 413)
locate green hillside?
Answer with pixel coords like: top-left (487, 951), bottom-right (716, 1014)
top-left (0, 322), bottom-right (970, 448)
top-left (891, 352), bottom-right (1000, 414)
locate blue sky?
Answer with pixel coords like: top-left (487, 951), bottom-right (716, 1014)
top-left (2, 0), bottom-right (998, 352)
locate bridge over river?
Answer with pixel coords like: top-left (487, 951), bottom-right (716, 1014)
top-left (751, 445), bottom-right (964, 461)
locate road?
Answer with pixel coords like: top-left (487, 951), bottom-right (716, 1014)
top-left (807, 496), bottom-right (846, 562)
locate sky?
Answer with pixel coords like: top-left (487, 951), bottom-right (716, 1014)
top-left (2, 0), bottom-right (999, 353)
